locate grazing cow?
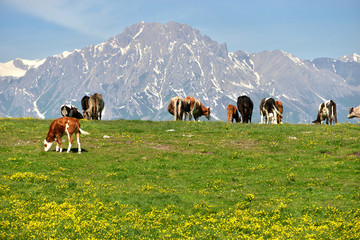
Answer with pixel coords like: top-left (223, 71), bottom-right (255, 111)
top-left (84, 93), bottom-right (105, 120)
top-left (60, 104), bottom-right (83, 119)
top-left (237, 95), bottom-right (253, 123)
top-left (312, 100), bottom-right (337, 124)
top-left (227, 105), bottom-right (241, 123)
top-left (183, 96), bottom-right (211, 121)
top-left (44, 117), bottom-right (89, 153)
top-left (275, 101), bottom-right (284, 124)
top-left (260, 97), bottom-right (282, 124)
top-left (81, 96), bottom-right (90, 113)
top-left (168, 96), bottom-right (184, 120)
top-left (348, 105), bottom-right (360, 119)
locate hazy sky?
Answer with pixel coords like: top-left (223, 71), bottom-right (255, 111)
top-left (0, 0), bottom-right (359, 62)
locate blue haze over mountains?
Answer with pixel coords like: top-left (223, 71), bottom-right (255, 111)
top-left (0, 22), bottom-right (359, 123)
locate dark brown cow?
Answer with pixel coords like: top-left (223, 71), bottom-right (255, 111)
top-left (168, 96), bottom-right (184, 120)
top-left (237, 95), bottom-right (253, 123)
top-left (348, 105), bottom-right (360, 119)
top-left (312, 100), bottom-right (337, 124)
top-left (183, 96), bottom-right (211, 121)
top-left (44, 117), bottom-right (89, 153)
top-left (275, 101), bottom-right (283, 124)
top-left (84, 93), bottom-right (105, 120)
top-left (227, 104), bottom-right (241, 123)
top-left (81, 96), bottom-right (90, 113)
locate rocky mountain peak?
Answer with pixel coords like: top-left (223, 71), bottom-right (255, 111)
top-left (0, 22), bottom-right (359, 123)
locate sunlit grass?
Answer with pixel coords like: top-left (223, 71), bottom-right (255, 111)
top-left (0, 118), bottom-right (359, 239)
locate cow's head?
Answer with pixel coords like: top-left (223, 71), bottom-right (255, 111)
top-left (44, 139), bottom-right (54, 152)
top-left (205, 107), bottom-right (211, 120)
top-left (347, 107), bottom-right (359, 119)
top-left (83, 110), bottom-right (91, 120)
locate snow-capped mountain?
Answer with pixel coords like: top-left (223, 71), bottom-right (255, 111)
top-left (311, 53), bottom-right (360, 88)
top-left (0, 58), bottom-right (45, 78)
top-left (0, 22), bottom-right (359, 123)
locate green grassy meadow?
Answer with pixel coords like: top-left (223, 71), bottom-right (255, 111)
top-left (0, 118), bottom-right (359, 239)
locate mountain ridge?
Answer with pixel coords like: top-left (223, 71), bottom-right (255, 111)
top-left (0, 21), bottom-right (359, 123)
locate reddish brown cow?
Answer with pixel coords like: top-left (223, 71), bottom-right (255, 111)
top-left (227, 105), bottom-right (241, 123)
top-left (275, 101), bottom-right (283, 124)
top-left (44, 117), bottom-right (89, 153)
top-left (183, 96), bottom-right (211, 121)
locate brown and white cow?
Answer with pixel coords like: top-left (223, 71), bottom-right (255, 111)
top-left (348, 105), bottom-right (360, 119)
top-left (61, 104), bottom-right (83, 119)
top-left (84, 93), bottom-right (105, 120)
top-left (260, 97), bottom-right (282, 124)
top-left (44, 117), bottom-right (89, 153)
top-left (275, 101), bottom-right (283, 124)
top-left (237, 95), bottom-right (253, 123)
top-left (312, 100), bottom-right (337, 124)
top-left (183, 96), bottom-right (211, 121)
top-left (227, 104), bottom-right (241, 123)
top-left (168, 96), bottom-right (184, 120)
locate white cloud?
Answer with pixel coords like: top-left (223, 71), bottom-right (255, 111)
top-left (2, 0), bottom-right (117, 37)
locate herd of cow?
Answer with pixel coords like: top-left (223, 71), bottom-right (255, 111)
top-left (60, 93), bottom-right (105, 120)
top-left (44, 93), bottom-right (359, 154)
top-left (44, 93), bottom-right (105, 153)
top-left (168, 95), bottom-right (360, 124)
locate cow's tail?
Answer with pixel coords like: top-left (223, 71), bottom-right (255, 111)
top-left (174, 100), bottom-right (178, 120)
top-left (273, 105), bottom-right (282, 117)
top-left (332, 102), bottom-right (337, 124)
top-left (79, 128), bottom-right (90, 135)
top-left (93, 96), bottom-right (99, 120)
top-left (177, 99), bottom-right (182, 120)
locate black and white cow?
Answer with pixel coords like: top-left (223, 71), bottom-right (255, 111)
top-left (312, 100), bottom-right (337, 124)
top-left (348, 105), bottom-right (360, 119)
top-left (260, 97), bottom-right (282, 124)
top-left (60, 104), bottom-right (83, 119)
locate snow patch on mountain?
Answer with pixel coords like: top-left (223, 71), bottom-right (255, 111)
top-left (339, 53), bottom-right (360, 63)
top-left (0, 58), bottom-right (45, 77)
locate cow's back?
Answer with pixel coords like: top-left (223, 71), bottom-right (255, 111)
top-left (237, 96), bottom-right (253, 123)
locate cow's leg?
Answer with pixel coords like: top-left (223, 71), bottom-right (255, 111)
top-left (264, 111), bottom-right (269, 124)
top-left (77, 132), bottom-right (81, 154)
top-left (67, 133), bottom-right (73, 153)
top-left (57, 137), bottom-right (63, 152)
top-left (260, 111), bottom-right (264, 124)
top-left (273, 111), bottom-right (278, 124)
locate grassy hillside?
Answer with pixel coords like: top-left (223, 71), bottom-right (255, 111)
top-left (0, 118), bottom-right (359, 239)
